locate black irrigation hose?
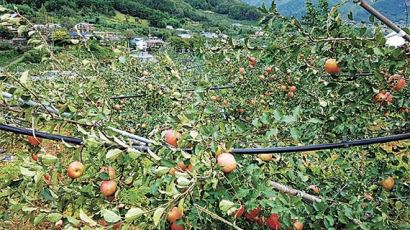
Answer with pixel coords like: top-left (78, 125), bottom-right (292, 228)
top-left (183, 85), bottom-right (236, 92)
top-left (110, 94), bottom-right (145, 100)
top-left (110, 85), bottom-right (236, 99)
top-left (232, 133), bottom-right (410, 154)
top-left (0, 124), bottom-right (151, 151)
top-left (321, 72), bottom-right (375, 78)
top-left (0, 124), bottom-right (84, 145)
top-left (1, 124), bottom-right (409, 154)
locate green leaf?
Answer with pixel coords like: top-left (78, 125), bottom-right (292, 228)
top-left (125, 208), bottom-right (145, 222)
top-left (80, 209), bottom-right (97, 227)
top-left (153, 207), bottom-right (165, 226)
top-left (34, 213), bottom-right (47, 225)
top-left (176, 177), bottom-right (191, 187)
top-left (282, 115), bottom-right (296, 124)
top-left (67, 216), bottom-right (81, 226)
top-left (106, 149), bottom-right (123, 161)
top-left (154, 166), bottom-right (170, 176)
top-left (325, 215), bottom-right (335, 227)
top-left (47, 213), bottom-right (63, 222)
top-left (20, 71), bottom-right (29, 84)
top-left (127, 148), bottom-right (142, 159)
top-left (219, 200), bottom-right (235, 212)
top-left (373, 48), bottom-right (384, 56)
top-left (40, 188), bottom-right (53, 201)
top-left (22, 206), bottom-right (38, 212)
top-left (99, 172), bottom-right (110, 180)
top-left (20, 167), bottom-right (36, 177)
top-left (40, 154), bottom-right (58, 165)
top-left (102, 209), bottom-right (121, 223)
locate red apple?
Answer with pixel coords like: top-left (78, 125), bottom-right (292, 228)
top-left (244, 206), bottom-right (261, 220)
top-left (293, 220), bottom-right (303, 230)
top-left (217, 153), bottom-right (237, 173)
top-left (393, 78), bottom-right (406, 91)
top-left (171, 223), bottom-right (184, 230)
top-left (259, 154), bottom-right (273, 161)
top-left (167, 207), bottom-right (183, 223)
top-left (234, 205), bottom-right (245, 218)
top-left (100, 180), bottom-right (117, 197)
top-left (32, 154), bottom-right (39, 161)
top-left (249, 57), bottom-right (257, 66)
top-left (266, 213), bottom-right (281, 230)
top-left (239, 67), bottom-right (246, 75)
top-left (177, 162), bottom-right (187, 171)
top-left (265, 66), bottom-right (273, 74)
top-left (67, 161), bottom-right (84, 179)
top-left (28, 136), bottom-right (42, 146)
top-left (165, 130), bottom-right (181, 147)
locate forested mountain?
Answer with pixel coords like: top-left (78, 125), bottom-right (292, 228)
top-left (242, 0), bottom-right (409, 24)
top-left (2, 0), bottom-right (261, 28)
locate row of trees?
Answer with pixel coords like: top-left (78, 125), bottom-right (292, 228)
top-left (3, 0), bottom-right (261, 28)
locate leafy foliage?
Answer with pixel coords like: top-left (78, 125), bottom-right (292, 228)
top-left (4, 0), bottom-right (260, 28)
top-left (243, 0), bottom-right (409, 24)
top-left (0, 1), bottom-right (409, 230)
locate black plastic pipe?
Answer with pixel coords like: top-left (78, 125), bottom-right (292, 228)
top-left (232, 133), bottom-right (410, 154)
top-left (0, 124), bottom-right (83, 145)
top-left (1, 124), bottom-right (409, 154)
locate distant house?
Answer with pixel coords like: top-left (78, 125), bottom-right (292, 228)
top-left (176, 28), bottom-right (190, 33)
top-left (146, 37), bottom-right (164, 49)
top-left (255, 31), bottom-right (265, 37)
top-left (250, 31), bottom-right (265, 39)
top-left (129, 37), bottom-right (147, 50)
top-left (32, 23), bottom-right (61, 33)
top-left (178, 34), bottom-right (192, 39)
top-left (200, 32), bottom-right (218, 39)
top-left (69, 31), bottom-right (93, 40)
top-left (1, 22), bottom-right (18, 37)
top-left (33, 24), bottom-right (46, 30)
top-left (220, 34), bottom-right (228, 39)
top-left (94, 31), bottom-right (124, 41)
top-left (130, 51), bottom-right (156, 62)
top-left (46, 23), bottom-right (61, 30)
top-left (74, 23), bottom-right (96, 33)
top-left (166, 25), bottom-right (174, 30)
top-left (11, 37), bottom-right (27, 46)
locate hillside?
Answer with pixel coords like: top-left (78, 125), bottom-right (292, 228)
top-left (243, 0), bottom-right (409, 24)
top-left (4, 0), bottom-right (261, 28)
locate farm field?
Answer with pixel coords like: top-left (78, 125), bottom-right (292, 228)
top-left (0, 1), bottom-right (409, 230)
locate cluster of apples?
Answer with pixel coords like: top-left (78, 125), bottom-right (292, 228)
top-left (66, 161), bottom-right (117, 197)
top-left (373, 74), bottom-right (407, 106)
top-left (233, 205), bottom-right (303, 230)
top-left (167, 207), bottom-right (185, 230)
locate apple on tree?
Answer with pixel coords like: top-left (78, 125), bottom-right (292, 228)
top-left (324, 58), bottom-right (341, 75)
top-left (164, 129), bottom-right (181, 147)
top-left (100, 180), bottom-right (117, 197)
top-left (167, 207), bottom-right (183, 223)
top-left (28, 136), bottom-right (42, 146)
top-left (67, 161), bottom-right (84, 179)
top-left (217, 153), bottom-right (237, 173)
